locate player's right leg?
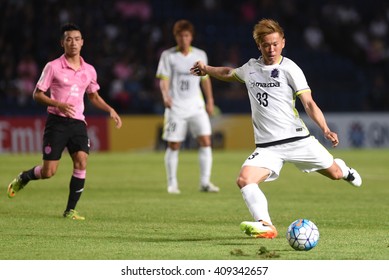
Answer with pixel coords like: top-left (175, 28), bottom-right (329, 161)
top-left (162, 116), bottom-right (187, 194)
top-left (7, 173), bottom-right (29, 198)
top-left (239, 182), bottom-right (278, 239)
top-left (7, 161), bottom-right (59, 198)
top-left (237, 149), bottom-right (283, 239)
top-left (240, 220), bottom-right (278, 239)
top-left (8, 114), bottom-right (65, 198)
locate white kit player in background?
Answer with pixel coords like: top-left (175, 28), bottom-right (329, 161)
top-left (191, 19), bottom-right (362, 238)
top-left (156, 19), bottom-right (219, 194)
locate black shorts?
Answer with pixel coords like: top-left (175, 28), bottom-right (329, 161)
top-left (42, 114), bottom-right (90, 160)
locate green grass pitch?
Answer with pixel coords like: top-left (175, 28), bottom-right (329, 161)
top-left (0, 149), bottom-right (388, 260)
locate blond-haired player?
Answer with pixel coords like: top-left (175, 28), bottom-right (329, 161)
top-left (191, 19), bottom-right (361, 238)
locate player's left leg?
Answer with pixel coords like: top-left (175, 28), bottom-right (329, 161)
top-left (63, 151), bottom-right (87, 220)
top-left (291, 136), bottom-right (362, 187)
top-left (318, 159), bottom-right (362, 187)
top-left (63, 121), bottom-right (90, 220)
top-left (197, 135), bottom-right (219, 192)
top-left (191, 112), bottom-right (219, 192)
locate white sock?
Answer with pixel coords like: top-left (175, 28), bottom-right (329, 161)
top-left (165, 148), bottom-right (179, 187)
top-left (241, 183), bottom-right (272, 224)
top-left (334, 158), bottom-right (349, 179)
top-left (199, 146), bottom-right (212, 186)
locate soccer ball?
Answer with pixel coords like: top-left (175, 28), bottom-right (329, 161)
top-left (286, 219), bottom-right (319, 251)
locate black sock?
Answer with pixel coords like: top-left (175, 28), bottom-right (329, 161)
top-left (65, 176), bottom-right (85, 212)
top-left (20, 166), bottom-right (39, 183)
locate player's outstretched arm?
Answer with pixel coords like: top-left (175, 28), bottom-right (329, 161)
top-left (190, 61), bottom-right (237, 82)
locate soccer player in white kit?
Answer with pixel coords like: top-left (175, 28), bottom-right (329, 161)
top-left (191, 19), bottom-right (362, 238)
top-left (156, 19), bottom-right (219, 194)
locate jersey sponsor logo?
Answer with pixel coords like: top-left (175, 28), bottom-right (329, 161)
top-left (249, 80), bottom-right (280, 88)
top-left (177, 71), bottom-right (193, 76)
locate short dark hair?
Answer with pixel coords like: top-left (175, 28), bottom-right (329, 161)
top-left (60, 23), bottom-right (81, 39)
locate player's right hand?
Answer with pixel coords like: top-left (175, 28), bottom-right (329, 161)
top-left (190, 61), bottom-right (206, 76)
top-left (163, 96), bottom-right (172, 108)
top-left (58, 102), bottom-right (75, 118)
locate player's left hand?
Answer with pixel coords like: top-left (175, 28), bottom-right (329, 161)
top-left (206, 101), bottom-right (214, 116)
top-left (110, 110), bottom-right (122, 129)
top-left (325, 131), bottom-right (339, 147)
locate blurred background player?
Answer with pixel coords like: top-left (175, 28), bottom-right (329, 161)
top-left (191, 19), bottom-right (362, 238)
top-left (156, 19), bottom-right (219, 194)
top-left (7, 23), bottom-right (122, 220)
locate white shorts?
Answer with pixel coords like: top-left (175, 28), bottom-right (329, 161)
top-left (162, 110), bottom-right (211, 142)
top-left (242, 136), bottom-right (334, 181)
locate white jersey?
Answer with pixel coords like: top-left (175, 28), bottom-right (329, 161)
top-left (233, 56), bottom-right (311, 146)
top-left (156, 46), bottom-right (208, 118)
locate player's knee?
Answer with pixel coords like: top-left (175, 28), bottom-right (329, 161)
top-left (41, 169), bottom-right (56, 179)
top-left (320, 163), bottom-right (345, 180)
top-left (197, 136), bottom-right (211, 147)
top-left (168, 142), bottom-right (180, 150)
top-left (75, 161), bottom-right (87, 170)
top-left (236, 176), bottom-right (247, 189)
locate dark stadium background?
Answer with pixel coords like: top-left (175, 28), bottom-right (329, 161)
top-left (1, 0), bottom-right (388, 116)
